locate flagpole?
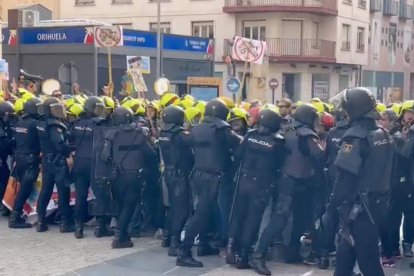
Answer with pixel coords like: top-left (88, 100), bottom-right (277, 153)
top-left (156, 0), bottom-right (161, 80)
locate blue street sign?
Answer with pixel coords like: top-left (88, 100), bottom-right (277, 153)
top-left (123, 29), bottom-right (157, 48)
top-left (19, 27), bottom-right (95, 45)
top-left (226, 77), bottom-right (241, 94)
top-left (163, 34), bottom-right (211, 53)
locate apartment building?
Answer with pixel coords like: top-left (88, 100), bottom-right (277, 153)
top-left (363, 0), bottom-right (414, 102)
top-left (0, 0), bottom-right (58, 20)
top-left (45, 1), bottom-right (370, 102)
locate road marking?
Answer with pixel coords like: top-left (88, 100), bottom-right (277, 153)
top-left (163, 266), bottom-right (179, 274)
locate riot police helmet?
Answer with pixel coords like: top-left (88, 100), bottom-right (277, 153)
top-left (162, 105), bottom-right (185, 131)
top-left (23, 97), bottom-right (42, 116)
top-left (205, 98), bottom-right (229, 121)
top-left (257, 109), bottom-right (282, 133)
top-left (330, 87), bottom-right (379, 121)
top-left (41, 97), bottom-right (66, 119)
top-left (0, 101), bottom-right (15, 120)
top-left (84, 96), bottom-right (105, 117)
top-left (292, 103), bottom-right (319, 129)
top-left (112, 106), bottom-right (134, 126)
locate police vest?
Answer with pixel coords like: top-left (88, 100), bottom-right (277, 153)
top-left (282, 127), bottom-right (317, 179)
top-left (241, 130), bottom-right (284, 178)
top-left (192, 121), bottom-right (230, 173)
top-left (13, 117), bottom-right (40, 155)
top-left (73, 117), bottom-right (102, 159)
top-left (326, 126), bottom-right (348, 180)
top-left (37, 119), bottom-right (67, 155)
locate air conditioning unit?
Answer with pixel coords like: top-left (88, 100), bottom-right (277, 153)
top-left (21, 10), bottom-right (40, 27)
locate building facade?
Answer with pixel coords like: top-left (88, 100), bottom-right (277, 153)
top-left (363, 0), bottom-right (414, 103)
top-left (12, 0), bottom-right (404, 102)
top-left (0, 0), bottom-right (58, 21)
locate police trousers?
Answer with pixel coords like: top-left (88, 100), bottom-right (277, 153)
top-left (182, 170), bottom-right (221, 248)
top-left (165, 169), bottom-right (190, 238)
top-left (37, 156), bottom-right (71, 220)
top-left (73, 157), bottom-right (92, 223)
top-left (335, 197), bottom-right (387, 276)
top-left (13, 154), bottom-right (40, 213)
top-left (228, 174), bottom-right (269, 251)
top-left (113, 173), bottom-right (143, 236)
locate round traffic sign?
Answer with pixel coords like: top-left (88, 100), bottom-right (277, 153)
top-left (95, 26), bottom-right (123, 47)
top-left (269, 78), bottom-right (279, 90)
top-left (232, 37), bottom-right (266, 63)
top-left (226, 77), bottom-right (241, 94)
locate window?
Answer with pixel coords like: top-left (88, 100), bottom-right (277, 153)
top-left (112, 0), bottom-right (132, 4)
top-left (341, 24), bottom-right (351, 50)
top-left (357, 27), bottom-right (365, 52)
top-left (76, 0), bottom-right (94, 5)
top-left (312, 22), bottom-right (319, 48)
top-left (243, 21), bottom-right (266, 41)
top-left (149, 22), bottom-right (171, 34)
top-left (192, 21), bottom-right (214, 38)
top-left (358, 0), bottom-right (367, 9)
top-left (343, 0), bottom-right (352, 4)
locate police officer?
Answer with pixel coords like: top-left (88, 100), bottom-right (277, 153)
top-left (71, 96), bottom-right (109, 239)
top-left (318, 109), bottom-right (349, 269)
top-left (251, 104), bottom-right (324, 275)
top-left (158, 106), bottom-right (194, 256)
top-left (227, 109), bottom-right (286, 269)
top-left (36, 97), bottom-right (74, 233)
top-left (9, 97), bottom-right (42, 228)
top-left (329, 87), bottom-right (394, 276)
top-left (101, 107), bottom-right (157, 248)
top-left (0, 101), bottom-right (15, 215)
top-left (176, 99), bottom-right (241, 268)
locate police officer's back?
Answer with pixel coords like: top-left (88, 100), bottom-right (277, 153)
top-left (9, 97), bottom-right (42, 228)
top-left (330, 87), bottom-right (394, 276)
top-left (101, 107), bottom-right (157, 249)
top-left (36, 97), bottom-right (74, 233)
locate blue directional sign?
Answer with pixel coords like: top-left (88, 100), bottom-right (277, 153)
top-left (226, 77), bottom-right (241, 94)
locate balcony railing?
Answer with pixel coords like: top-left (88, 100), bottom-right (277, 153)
top-left (370, 0), bottom-right (382, 12)
top-left (383, 0), bottom-right (399, 16)
top-left (223, 0), bottom-right (338, 15)
top-left (224, 38), bottom-right (336, 63)
top-left (399, 4), bottom-right (413, 19)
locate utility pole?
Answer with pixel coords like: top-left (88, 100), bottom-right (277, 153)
top-left (156, 0), bottom-right (161, 79)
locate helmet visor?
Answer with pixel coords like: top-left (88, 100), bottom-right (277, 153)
top-left (94, 102), bottom-right (106, 118)
top-left (50, 102), bottom-right (67, 119)
top-left (329, 89), bottom-right (348, 112)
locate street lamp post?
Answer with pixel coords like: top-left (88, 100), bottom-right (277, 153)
top-left (156, 0), bottom-right (161, 80)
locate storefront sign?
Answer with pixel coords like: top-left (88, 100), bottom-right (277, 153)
top-left (19, 27), bottom-right (95, 45)
top-left (123, 29), bottom-right (157, 48)
top-left (163, 34), bottom-right (212, 53)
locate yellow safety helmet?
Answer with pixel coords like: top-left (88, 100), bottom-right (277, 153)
top-left (180, 95), bottom-right (195, 109)
top-left (400, 100), bottom-right (414, 117)
top-left (310, 97), bottom-right (322, 103)
top-left (185, 106), bottom-right (202, 124)
top-left (388, 103), bottom-right (402, 116)
top-left (14, 98), bottom-right (27, 114)
top-left (375, 103), bottom-right (387, 113)
top-left (239, 101), bottom-right (251, 112)
top-left (194, 101), bottom-right (206, 116)
top-left (18, 88), bottom-right (35, 101)
top-left (311, 101), bottom-right (326, 114)
top-left (260, 103), bottom-right (279, 114)
top-left (67, 103), bottom-right (84, 118)
top-left (147, 100), bottom-right (160, 112)
top-left (218, 96), bottom-right (235, 109)
top-left (0, 90), bottom-right (4, 99)
top-left (136, 104), bottom-right (146, 116)
top-left (160, 92), bottom-right (180, 108)
top-left (227, 107), bottom-right (248, 125)
top-left (121, 98), bottom-right (140, 110)
top-left (65, 95), bottom-right (86, 108)
top-left (101, 96), bottom-right (115, 111)
top-left (0, 97), bottom-right (4, 103)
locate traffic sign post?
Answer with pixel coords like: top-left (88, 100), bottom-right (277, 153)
top-left (268, 78), bottom-right (279, 104)
top-left (226, 77), bottom-right (241, 103)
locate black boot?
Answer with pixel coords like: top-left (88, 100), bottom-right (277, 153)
top-left (250, 253), bottom-right (271, 276)
top-left (36, 217), bottom-right (48, 232)
top-left (95, 217), bottom-right (115, 238)
top-left (60, 218), bottom-right (75, 233)
top-left (236, 248), bottom-right (251, 269)
top-left (0, 204), bottom-right (10, 217)
top-left (176, 247), bottom-right (203, 267)
top-left (197, 242), bottom-right (220, 256)
top-left (74, 221), bottom-right (84, 239)
top-left (9, 211), bottom-right (32, 229)
top-left (161, 230), bottom-right (171, 248)
top-left (168, 236), bottom-right (180, 257)
top-left (226, 238), bottom-right (236, 265)
top-left (111, 229), bottom-right (134, 249)
top-left (319, 250), bottom-right (330, 269)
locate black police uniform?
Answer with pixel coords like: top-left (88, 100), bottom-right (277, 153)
top-left (177, 115), bottom-right (241, 267)
top-left (101, 123), bottom-right (157, 248)
top-left (71, 115), bottom-right (105, 237)
top-left (0, 116), bottom-right (14, 212)
top-left (9, 113), bottom-right (41, 227)
top-left (332, 118), bottom-right (394, 276)
top-left (36, 117), bottom-right (74, 232)
top-left (159, 124), bottom-right (194, 256)
top-left (256, 119), bottom-right (324, 263)
top-left (228, 127), bottom-right (286, 268)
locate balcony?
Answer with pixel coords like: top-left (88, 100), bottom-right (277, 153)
top-left (223, 0), bottom-right (338, 16)
top-left (224, 38), bottom-right (336, 63)
top-left (383, 0), bottom-right (399, 16)
top-left (399, 4), bottom-right (413, 19)
top-left (370, 0), bottom-right (382, 12)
